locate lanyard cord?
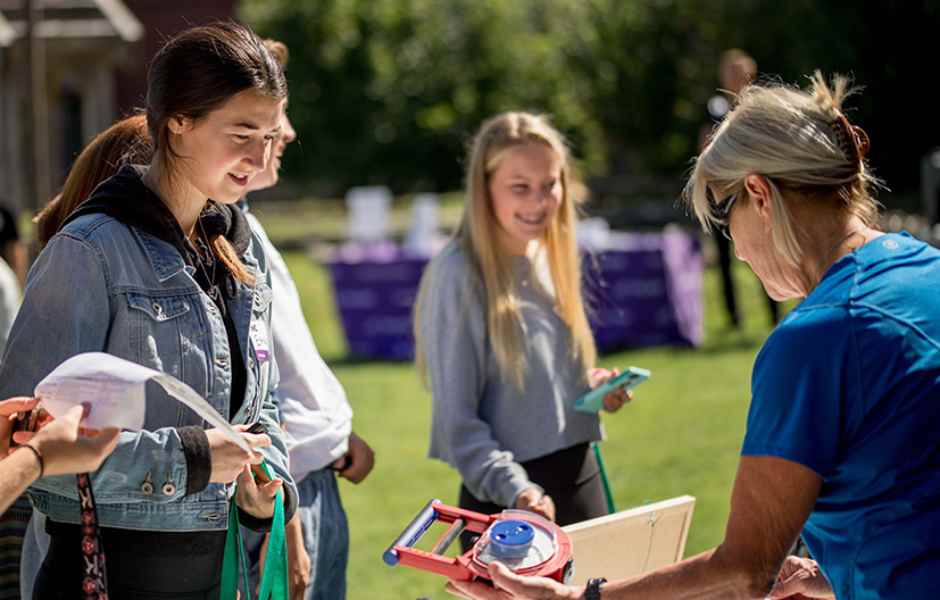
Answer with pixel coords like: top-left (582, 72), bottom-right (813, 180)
top-left (76, 473), bottom-right (108, 599)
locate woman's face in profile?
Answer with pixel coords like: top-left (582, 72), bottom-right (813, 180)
top-left (248, 103), bottom-right (297, 193)
top-left (729, 186), bottom-right (807, 301)
top-left (169, 89), bottom-right (285, 205)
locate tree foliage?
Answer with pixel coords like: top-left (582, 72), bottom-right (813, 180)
top-left (240, 0), bottom-right (599, 194)
top-left (240, 0), bottom-right (940, 201)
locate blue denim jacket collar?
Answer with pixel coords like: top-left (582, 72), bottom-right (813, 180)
top-left (134, 219), bottom-right (262, 282)
top-left (136, 228), bottom-right (188, 283)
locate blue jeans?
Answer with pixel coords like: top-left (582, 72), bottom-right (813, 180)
top-left (244, 469), bottom-right (348, 599)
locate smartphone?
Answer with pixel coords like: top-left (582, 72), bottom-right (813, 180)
top-left (573, 367), bottom-right (650, 414)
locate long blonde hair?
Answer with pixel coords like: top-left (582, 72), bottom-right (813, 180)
top-left (415, 112), bottom-right (596, 388)
top-left (686, 71), bottom-right (882, 269)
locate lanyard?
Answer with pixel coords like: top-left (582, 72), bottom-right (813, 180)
top-left (76, 473), bottom-right (108, 599)
top-left (221, 461), bottom-right (288, 599)
top-left (76, 461), bottom-right (287, 599)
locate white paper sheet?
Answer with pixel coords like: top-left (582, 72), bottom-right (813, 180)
top-left (34, 352), bottom-right (251, 452)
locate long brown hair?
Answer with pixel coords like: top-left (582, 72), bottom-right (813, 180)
top-left (34, 114), bottom-right (152, 248)
top-left (145, 21), bottom-right (287, 284)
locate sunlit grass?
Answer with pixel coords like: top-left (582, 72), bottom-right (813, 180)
top-left (277, 245), bottom-right (781, 599)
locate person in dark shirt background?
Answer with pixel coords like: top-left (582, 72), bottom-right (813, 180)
top-left (699, 49), bottom-right (779, 329)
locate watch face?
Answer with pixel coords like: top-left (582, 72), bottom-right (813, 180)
top-left (586, 577), bottom-right (607, 599)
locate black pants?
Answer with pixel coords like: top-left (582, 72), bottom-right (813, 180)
top-left (458, 442), bottom-right (608, 552)
top-left (34, 520), bottom-right (226, 599)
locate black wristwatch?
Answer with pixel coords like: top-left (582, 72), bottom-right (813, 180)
top-left (584, 577), bottom-right (607, 600)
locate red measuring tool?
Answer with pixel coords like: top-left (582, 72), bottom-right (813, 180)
top-left (383, 499), bottom-right (573, 583)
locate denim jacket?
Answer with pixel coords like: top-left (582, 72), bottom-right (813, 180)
top-left (0, 209), bottom-right (296, 532)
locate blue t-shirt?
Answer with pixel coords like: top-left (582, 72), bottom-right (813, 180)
top-left (742, 232), bottom-right (940, 600)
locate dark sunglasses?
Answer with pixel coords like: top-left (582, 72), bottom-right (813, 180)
top-left (707, 188), bottom-right (739, 240)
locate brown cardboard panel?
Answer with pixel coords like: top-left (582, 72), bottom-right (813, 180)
top-left (561, 496), bottom-right (695, 586)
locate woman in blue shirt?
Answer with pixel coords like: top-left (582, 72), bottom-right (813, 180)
top-left (449, 74), bottom-right (940, 600)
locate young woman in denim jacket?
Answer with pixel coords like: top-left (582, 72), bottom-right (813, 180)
top-left (0, 22), bottom-right (297, 598)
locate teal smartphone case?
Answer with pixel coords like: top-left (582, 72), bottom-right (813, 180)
top-left (573, 367), bottom-right (650, 413)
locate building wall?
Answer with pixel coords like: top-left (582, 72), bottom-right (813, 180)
top-left (115, 0), bottom-right (237, 114)
top-left (48, 38), bottom-right (125, 184)
top-left (1, 37), bottom-right (134, 213)
top-left (0, 1), bottom-right (237, 213)
top-left (0, 43), bottom-right (29, 212)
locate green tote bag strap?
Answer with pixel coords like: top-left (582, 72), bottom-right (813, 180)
top-left (221, 494), bottom-right (251, 598)
top-left (221, 461), bottom-right (289, 600)
top-left (257, 461), bottom-right (289, 599)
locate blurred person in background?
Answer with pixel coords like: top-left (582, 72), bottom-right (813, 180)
top-left (0, 203), bottom-right (27, 287)
top-left (0, 245), bottom-right (18, 354)
top-left (239, 38), bottom-right (375, 600)
top-left (448, 73), bottom-right (940, 600)
top-left (0, 203), bottom-right (23, 356)
top-left (414, 112), bottom-right (631, 553)
top-left (700, 49), bottom-right (779, 329)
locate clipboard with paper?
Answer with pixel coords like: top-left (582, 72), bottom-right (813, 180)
top-left (34, 352), bottom-right (251, 452)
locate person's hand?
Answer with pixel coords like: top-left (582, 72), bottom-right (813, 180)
top-left (12, 404), bottom-right (120, 477)
top-left (514, 488), bottom-right (555, 522)
top-left (0, 397), bottom-right (37, 455)
top-left (208, 426), bottom-right (269, 484)
top-left (235, 462), bottom-right (284, 519)
top-left (588, 367), bottom-right (633, 413)
top-left (332, 431), bottom-right (375, 484)
top-left (286, 514), bottom-right (312, 599)
top-left (446, 561), bottom-right (581, 599)
top-left (769, 556), bottom-right (835, 599)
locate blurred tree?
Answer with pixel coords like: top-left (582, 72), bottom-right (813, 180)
top-left (240, 0), bottom-right (603, 195)
top-left (240, 0), bottom-right (940, 204)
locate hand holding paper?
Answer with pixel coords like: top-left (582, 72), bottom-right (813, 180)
top-left (14, 405), bottom-right (121, 477)
top-left (34, 352), bottom-right (252, 453)
top-left (208, 426), bottom-right (270, 484)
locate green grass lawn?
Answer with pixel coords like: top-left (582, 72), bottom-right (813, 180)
top-left (250, 193), bottom-right (466, 245)
top-left (277, 246), bottom-right (783, 600)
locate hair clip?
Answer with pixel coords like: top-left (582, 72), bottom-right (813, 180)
top-left (833, 113), bottom-right (870, 165)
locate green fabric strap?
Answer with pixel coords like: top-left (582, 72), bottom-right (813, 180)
top-left (257, 462), bottom-right (288, 599)
top-left (592, 441), bottom-right (617, 513)
top-left (221, 461), bottom-right (289, 600)
top-left (221, 494), bottom-right (249, 599)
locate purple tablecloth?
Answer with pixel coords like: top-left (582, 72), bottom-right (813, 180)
top-left (323, 230), bottom-right (702, 360)
top-left (584, 230), bottom-right (703, 351)
top-left (324, 252), bottom-right (426, 360)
